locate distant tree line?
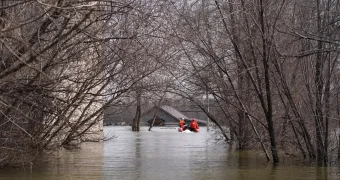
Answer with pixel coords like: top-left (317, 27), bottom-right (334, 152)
top-left (104, 97), bottom-right (209, 126)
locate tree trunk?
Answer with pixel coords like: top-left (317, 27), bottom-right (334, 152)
top-left (149, 95), bottom-right (165, 131)
top-left (315, 0), bottom-right (326, 166)
top-left (132, 89), bottom-right (141, 132)
top-left (228, 0), bottom-right (250, 150)
top-left (337, 93), bottom-right (340, 160)
top-left (259, 0), bottom-right (278, 164)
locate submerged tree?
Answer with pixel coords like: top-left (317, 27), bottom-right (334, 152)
top-left (1, 0), bottom-right (340, 168)
top-left (0, 0), bottom-right (157, 167)
top-left (156, 0), bottom-right (340, 165)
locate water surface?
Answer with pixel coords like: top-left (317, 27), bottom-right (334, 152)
top-left (1, 126), bottom-right (340, 180)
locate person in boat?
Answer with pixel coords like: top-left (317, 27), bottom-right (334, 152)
top-left (189, 119), bottom-right (199, 132)
top-left (178, 118), bottom-right (188, 131)
top-left (179, 118), bottom-right (185, 127)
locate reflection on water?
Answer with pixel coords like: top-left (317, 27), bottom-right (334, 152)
top-left (103, 126), bottom-right (229, 180)
top-left (0, 140), bottom-right (104, 180)
top-left (1, 126), bottom-right (340, 179)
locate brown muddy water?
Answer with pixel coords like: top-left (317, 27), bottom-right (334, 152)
top-left (1, 126), bottom-right (340, 180)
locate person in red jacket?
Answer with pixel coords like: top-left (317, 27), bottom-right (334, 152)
top-left (189, 119), bottom-right (199, 132)
top-left (179, 118), bottom-right (185, 127)
top-left (178, 118), bottom-right (188, 132)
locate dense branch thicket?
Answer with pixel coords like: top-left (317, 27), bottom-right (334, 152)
top-left (1, 0), bottom-right (340, 167)
top-left (0, 0), bottom-right (165, 167)
top-left (159, 0), bottom-right (340, 165)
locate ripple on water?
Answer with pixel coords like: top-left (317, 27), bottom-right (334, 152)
top-left (0, 126), bottom-right (335, 180)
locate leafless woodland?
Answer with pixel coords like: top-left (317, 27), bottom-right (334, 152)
top-left (0, 0), bottom-right (340, 167)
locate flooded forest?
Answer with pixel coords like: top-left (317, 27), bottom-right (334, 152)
top-left (1, 0), bottom-right (340, 169)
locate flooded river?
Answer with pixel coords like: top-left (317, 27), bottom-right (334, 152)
top-left (1, 126), bottom-right (340, 179)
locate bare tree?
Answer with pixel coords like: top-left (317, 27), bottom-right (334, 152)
top-left (0, 0), bottom-right (162, 167)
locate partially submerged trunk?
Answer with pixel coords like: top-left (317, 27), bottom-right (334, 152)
top-left (132, 90), bottom-right (142, 132)
top-left (148, 105), bottom-right (161, 131)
